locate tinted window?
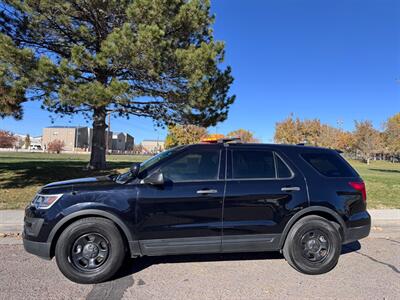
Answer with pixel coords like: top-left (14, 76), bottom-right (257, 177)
top-left (301, 153), bottom-right (357, 177)
top-left (276, 155), bottom-right (292, 178)
top-left (232, 150), bottom-right (275, 179)
top-left (161, 150), bottom-right (220, 181)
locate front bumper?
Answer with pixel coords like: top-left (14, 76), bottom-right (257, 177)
top-left (23, 237), bottom-right (52, 260)
top-left (23, 212), bottom-right (52, 259)
top-left (24, 217), bottom-right (44, 237)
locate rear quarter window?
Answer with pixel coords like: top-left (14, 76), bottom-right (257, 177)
top-left (232, 150), bottom-right (275, 179)
top-left (301, 152), bottom-right (357, 178)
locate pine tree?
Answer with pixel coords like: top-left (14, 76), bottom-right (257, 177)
top-left (0, 0), bottom-right (235, 169)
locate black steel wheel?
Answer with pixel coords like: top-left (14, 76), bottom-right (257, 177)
top-left (70, 233), bottom-right (110, 272)
top-left (283, 215), bottom-right (341, 275)
top-left (55, 217), bottom-right (125, 284)
top-left (300, 229), bottom-right (330, 263)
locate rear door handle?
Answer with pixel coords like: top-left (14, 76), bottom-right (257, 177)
top-left (196, 189), bottom-right (218, 194)
top-left (281, 186), bottom-right (301, 192)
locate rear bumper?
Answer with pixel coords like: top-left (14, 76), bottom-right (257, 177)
top-left (343, 224), bottom-right (371, 244)
top-left (23, 237), bottom-right (52, 260)
top-left (343, 211), bottom-right (371, 244)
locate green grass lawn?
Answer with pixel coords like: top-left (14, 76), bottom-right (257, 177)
top-left (347, 159), bottom-right (400, 209)
top-left (0, 152), bottom-right (149, 209)
top-left (0, 152), bottom-right (399, 209)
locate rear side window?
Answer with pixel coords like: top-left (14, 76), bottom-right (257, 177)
top-left (233, 150), bottom-right (275, 179)
top-left (301, 153), bottom-right (357, 177)
top-left (231, 149), bottom-right (281, 179)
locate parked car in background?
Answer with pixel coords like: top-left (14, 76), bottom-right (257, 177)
top-left (29, 145), bottom-right (42, 151)
top-left (23, 138), bottom-right (370, 283)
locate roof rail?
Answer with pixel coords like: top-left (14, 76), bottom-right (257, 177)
top-left (218, 137), bottom-right (241, 143)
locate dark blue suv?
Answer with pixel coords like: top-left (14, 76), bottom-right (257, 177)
top-left (23, 141), bottom-right (371, 283)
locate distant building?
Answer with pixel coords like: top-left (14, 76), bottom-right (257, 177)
top-left (42, 126), bottom-right (90, 152)
top-left (141, 140), bottom-right (165, 154)
top-left (111, 132), bottom-right (134, 152)
top-left (14, 134), bottom-right (42, 150)
top-left (87, 128), bottom-right (113, 152)
top-left (42, 126), bottom-right (135, 153)
top-left (31, 136), bottom-right (42, 147)
top-left (125, 134), bottom-right (134, 151)
top-left (14, 134), bottom-right (26, 149)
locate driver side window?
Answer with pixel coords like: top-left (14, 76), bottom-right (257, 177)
top-left (160, 150), bottom-right (220, 182)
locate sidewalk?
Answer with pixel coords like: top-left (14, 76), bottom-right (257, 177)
top-left (1, 209), bottom-right (399, 234)
top-left (0, 210), bottom-right (24, 234)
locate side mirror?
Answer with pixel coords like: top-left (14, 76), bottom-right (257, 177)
top-left (130, 163), bottom-right (141, 178)
top-left (141, 171), bottom-right (164, 186)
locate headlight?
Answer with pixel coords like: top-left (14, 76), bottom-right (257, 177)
top-left (32, 194), bottom-right (63, 209)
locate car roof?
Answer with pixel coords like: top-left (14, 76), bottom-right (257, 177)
top-left (185, 142), bottom-right (333, 152)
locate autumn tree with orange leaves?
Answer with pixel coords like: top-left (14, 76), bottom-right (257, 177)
top-left (227, 129), bottom-right (259, 143)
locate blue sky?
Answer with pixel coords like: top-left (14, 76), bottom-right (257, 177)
top-left (1, 0), bottom-right (399, 143)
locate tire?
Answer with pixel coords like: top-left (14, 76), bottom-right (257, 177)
top-left (283, 215), bottom-right (341, 275)
top-left (55, 217), bottom-right (125, 284)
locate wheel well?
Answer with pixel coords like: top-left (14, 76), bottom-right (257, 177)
top-left (279, 210), bottom-right (345, 249)
top-left (300, 211), bottom-right (344, 238)
top-left (49, 215), bottom-right (131, 258)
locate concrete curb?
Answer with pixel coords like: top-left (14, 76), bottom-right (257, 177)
top-left (0, 209), bottom-right (399, 234)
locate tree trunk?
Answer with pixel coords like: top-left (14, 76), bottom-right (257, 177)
top-left (88, 107), bottom-right (107, 170)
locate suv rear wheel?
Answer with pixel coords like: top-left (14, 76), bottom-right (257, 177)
top-left (55, 217), bottom-right (125, 284)
top-left (283, 215), bottom-right (341, 275)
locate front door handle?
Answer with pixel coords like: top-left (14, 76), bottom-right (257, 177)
top-left (281, 186), bottom-right (301, 192)
top-left (196, 189), bottom-right (218, 195)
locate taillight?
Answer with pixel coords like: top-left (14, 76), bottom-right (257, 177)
top-left (349, 181), bottom-right (367, 202)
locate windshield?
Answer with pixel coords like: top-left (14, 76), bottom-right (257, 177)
top-left (115, 146), bottom-right (185, 184)
top-left (139, 146), bottom-right (183, 172)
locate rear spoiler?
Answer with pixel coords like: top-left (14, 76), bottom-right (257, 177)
top-left (296, 143), bottom-right (344, 154)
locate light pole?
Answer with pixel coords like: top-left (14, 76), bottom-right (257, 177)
top-left (106, 112), bottom-right (111, 154)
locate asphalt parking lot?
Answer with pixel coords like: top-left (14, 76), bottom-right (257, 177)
top-left (0, 223), bottom-right (399, 300)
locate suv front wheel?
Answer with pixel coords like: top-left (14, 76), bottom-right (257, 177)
top-left (55, 217), bottom-right (125, 284)
top-left (283, 215), bottom-right (341, 275)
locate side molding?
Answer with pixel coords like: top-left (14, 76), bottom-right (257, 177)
top-left (278, 206), bottom-right (346, 249)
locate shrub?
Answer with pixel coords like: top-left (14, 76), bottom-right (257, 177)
top-left (47, 139), bottom-right (65, 154)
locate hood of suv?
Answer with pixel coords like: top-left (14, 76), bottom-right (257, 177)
top-left (43, 175), bottom-right (115, 190)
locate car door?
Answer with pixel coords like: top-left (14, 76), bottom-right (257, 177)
top-left (136, 145), bottom-right (225, 255)
top-left (222, 146), bottom-right (308, 252)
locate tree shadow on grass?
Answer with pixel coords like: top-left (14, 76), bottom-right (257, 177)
top-left (369, 168), bottom-right (400, 174)
top-left (0, 159), bottom-right (138, 189)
